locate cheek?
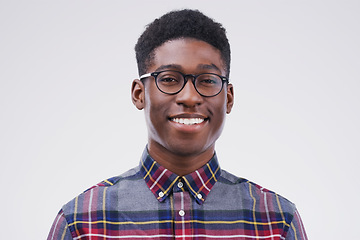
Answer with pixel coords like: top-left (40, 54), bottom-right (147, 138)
top-left (144, 90), bottom-right (169, 128)
top-left (212, 109), bottom-right (227, 131)
top-left (209, 97), bottom-right (228, 129)
top-left (211, 94), bottom-right (228, 114)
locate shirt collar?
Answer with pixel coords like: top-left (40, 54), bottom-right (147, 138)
top-left (140, 148), bottom-right (221, 205)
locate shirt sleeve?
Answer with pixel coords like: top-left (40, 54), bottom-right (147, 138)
top-left (285, 208), bottom-right (308, 240)
top-left (47, 209), bottom-right (73, 240)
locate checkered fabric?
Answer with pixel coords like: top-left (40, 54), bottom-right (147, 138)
top-left (48, 149), bottom-right (307, 239)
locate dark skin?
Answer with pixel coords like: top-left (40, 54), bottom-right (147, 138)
top-left (132, 38), bottom-right (234, 176)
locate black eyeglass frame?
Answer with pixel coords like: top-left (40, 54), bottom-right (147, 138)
top-left (139, 70), bottom-right (229, 97)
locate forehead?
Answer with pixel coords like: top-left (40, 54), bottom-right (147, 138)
top-left (149, 38), bottom-right (226, 75)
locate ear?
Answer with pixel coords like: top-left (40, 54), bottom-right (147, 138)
top-left (226, 83), bottom-right (234, 114)
top-left (131, 79), bottom-right (145, 110)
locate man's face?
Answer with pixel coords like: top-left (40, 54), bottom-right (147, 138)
top-left (134, 38), bottom-right (234, 158)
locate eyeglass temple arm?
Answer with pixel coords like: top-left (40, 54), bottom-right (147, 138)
top-left (139, 73), bottom-right (152, 80)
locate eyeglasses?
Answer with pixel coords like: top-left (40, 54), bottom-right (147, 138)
top-left (139, 70), bottom-right (229, 97)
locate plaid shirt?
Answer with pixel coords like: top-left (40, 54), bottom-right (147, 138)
top-left (48, 149), bottom-right (307, 239)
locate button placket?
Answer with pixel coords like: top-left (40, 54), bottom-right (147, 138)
top-left (173, 191), bottom-right (192, 238)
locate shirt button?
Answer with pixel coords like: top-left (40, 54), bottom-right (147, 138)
top-left (177, 182), bottom-right (184, 188)
top-left (179, 210), bottom-right (185, 216)
top-left (158, 192), bottom-right (164, 197)
top-left (197, 193), bottom-right (202, 199)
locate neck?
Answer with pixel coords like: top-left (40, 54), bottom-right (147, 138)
top-left (147, 142), bottom-right (215, 176)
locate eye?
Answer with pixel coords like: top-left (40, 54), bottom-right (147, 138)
top-left (197, 74), bottom-right (221, 86)
top-left (157, 71), bottom-right (182, 86)
top-left (200, 79), bottom-right (217, 84)
top-left (159, 77), bottom-right (178, 83)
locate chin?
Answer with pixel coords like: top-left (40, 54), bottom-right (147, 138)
top-left (167, 142), bottom-right (212, 157)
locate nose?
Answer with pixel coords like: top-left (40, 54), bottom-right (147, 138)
top-left (175, 79), bottom-right (203, 108)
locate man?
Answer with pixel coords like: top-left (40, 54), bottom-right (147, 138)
top-left (48, 9), bottom-right (307, 240)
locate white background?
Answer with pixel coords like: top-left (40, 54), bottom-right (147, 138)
top-left (1, 1), bottom-right (359, 239)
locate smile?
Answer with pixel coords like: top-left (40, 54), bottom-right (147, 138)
top-left (170, 118), bottom-right (205, 125)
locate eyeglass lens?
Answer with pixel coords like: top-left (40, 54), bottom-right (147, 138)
top-left (155, 71), bottom-right (223, 96)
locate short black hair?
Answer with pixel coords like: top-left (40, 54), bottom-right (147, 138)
top-left (135, 9), bottom-right (231, 77)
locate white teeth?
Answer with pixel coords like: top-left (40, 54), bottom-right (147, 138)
top-left (171, 118), bottom-right (205, 125)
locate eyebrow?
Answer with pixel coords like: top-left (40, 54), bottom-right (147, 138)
top-left (197, 63), bottom-right (221, 72)
top-left (154, 63), bottom-right (221, 73)
top-left (155, 64), bottom-right (182, 72)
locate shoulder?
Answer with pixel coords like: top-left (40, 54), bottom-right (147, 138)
top-left (84, 165), bottom-right (141, 192)
top-left (218, 169), bottom-right (296, 214)
top-left (216, 169), bottom-right (306, 238)
top-left (61, 166), bottom-right (142, 213)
